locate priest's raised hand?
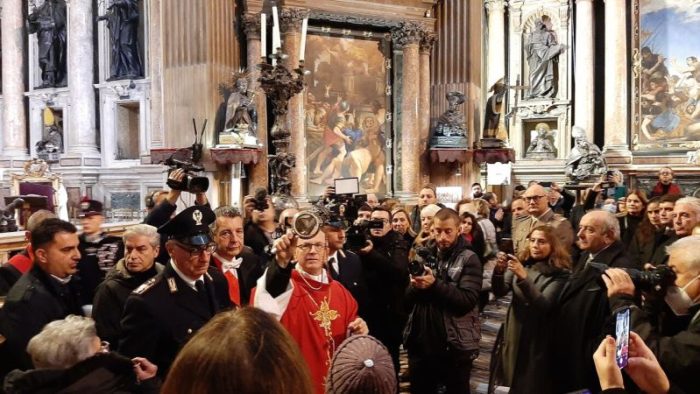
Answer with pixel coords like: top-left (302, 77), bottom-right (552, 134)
top-left (273, 232), bottom-right (297, 267)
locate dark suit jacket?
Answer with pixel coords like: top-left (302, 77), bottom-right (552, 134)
top-left (329, 249), bottom-right (370, 320)
top-left (650, 232), bottom-right (678, 266)
top-left (211, 246), bottom-right (264, 306)
top-left (244, 222), bottom-right (272, 261)
top-left (118, 263), bottom-right (232, 376)
top-left (553, 241), bottom-right (636, 393)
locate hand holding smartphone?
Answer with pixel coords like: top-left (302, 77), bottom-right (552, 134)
top-left (615, 308), bottom-right (630, 368)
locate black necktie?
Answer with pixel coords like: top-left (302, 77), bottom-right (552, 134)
top-left (195, 279), bottom-right (214, 314)
top-left (195, 279), bottom-right (205, 293)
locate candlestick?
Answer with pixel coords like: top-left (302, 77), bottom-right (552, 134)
top-left (299, 17), bottom-right (308, 62)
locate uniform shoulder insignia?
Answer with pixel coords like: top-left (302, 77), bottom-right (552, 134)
top-left (133, 277), bottom-right (157, 295)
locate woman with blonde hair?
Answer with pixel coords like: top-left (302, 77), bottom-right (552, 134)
top-left (162, 308), bottom-right (313, 394)
top-left (391, 207), bottom-right (417, 245)
top-left (412, 204), bottom-right (441, 249)
top-left (491, 226), bottom-right (571, 393)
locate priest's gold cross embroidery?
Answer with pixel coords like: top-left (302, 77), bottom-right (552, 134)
top-left (310, 297), bottom-right (339, 337)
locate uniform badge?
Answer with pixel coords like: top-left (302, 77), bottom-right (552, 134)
top-left (167, 277), bottom-right (178, 293)
top-left (133, 278), bottom-right (156, 294)
top-left (192, 209), bottom-right (203, 225)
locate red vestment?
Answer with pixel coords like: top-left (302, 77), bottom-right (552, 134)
top-left (211, 255), bottom-right (241, 306)
top-left (255, 269), bottom-right (358, 394)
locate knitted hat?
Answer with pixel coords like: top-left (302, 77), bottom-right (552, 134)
top-left (326, 335), bottom-right (396, 394)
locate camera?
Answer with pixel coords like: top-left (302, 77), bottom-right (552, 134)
top-left (165, 158), bottom-right (209, 193)
top-left (409, 246), bottom-right (438, 276)
top-left (252, 188), bottom-right (270, 212)
top-left (345, 218), bottom-right (384, 251)
top-left (590, 262), bottom-right (677, 294)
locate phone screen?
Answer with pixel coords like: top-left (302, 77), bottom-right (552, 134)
top-left (499, 238), bottom-right (514, 255)
top-left (334, 177), bottom-right (360, 195)
top-left (615, 308), bottom-right (630, 368)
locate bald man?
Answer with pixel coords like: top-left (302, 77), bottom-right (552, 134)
top-left (512, 184), bottom-right (574, 254)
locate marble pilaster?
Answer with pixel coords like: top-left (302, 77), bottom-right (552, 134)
top-left (574, 0), bottom-right (595, 141)
top-left (393, 22), bottom-right (422, 196)
top-left (603, 0), bottom-right (631, 160)
top-left (242, 13), bottom-right (269, 193)
top-left (485, 0), bottom-right (506, 89)
top-left (1, 0), bottom-right (28, 163)
top-left (419, 33), bottom-right (437, 185)
top-left (66, 0), bottom-right (100, 163)
top-left (280, 7), bottom-right (308, 198)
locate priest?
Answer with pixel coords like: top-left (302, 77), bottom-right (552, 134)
top-left (253, 229), bottom-right (369, 394)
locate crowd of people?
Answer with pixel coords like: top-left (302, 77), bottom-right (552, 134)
top-left (0, 165), bottom-right (698, 393)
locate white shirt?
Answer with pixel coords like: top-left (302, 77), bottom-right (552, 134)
top-left (213, 252), bottom-right (242, 278)
top-left (50, 274), bottom-right (72, 285)
top-left (328, 251), bottom-right (340, 275)
top-left (170, 260), bottom-right (204, 291)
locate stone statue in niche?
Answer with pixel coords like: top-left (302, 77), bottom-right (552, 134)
top-left (36, 124), bottom-right (63, 154)
top-left (526, 123), bottom-right (557, 159)
top-left (220, 70), bottom-right (258, 146)
top-left (429, 91), bottom-right (468, 148)
top-left (98, 0), bottom-right (143, 80)
top-left (565, 125), bottom-right (607, 182)
top-left (27, 0), bottom-right (67, 88)
top-left (525, 15), bottom-right (566, 99)
top-left (483, 78), bottom-right (508, 141)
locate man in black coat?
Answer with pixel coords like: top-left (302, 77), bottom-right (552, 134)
top-left (0, 219), bottom-right (84, 374)
top-left (92, 224), bottom-right (164, 346)
top-left (243, 194), bottom-right (277, 261)
top-left (553, 210), bottom-right (636, 393)
top-left (403, 208), bottom-right (482, 394)
top-left (356, 207), bottom-right (409, 375)
top-left (118, 206), bottom-right (232, 376)
top-left (210, 206), bottom-right (264, 307)
top-left (77, 199), bottom-right (123, 303)
top-left (322, 216), bottom-right (370, 319)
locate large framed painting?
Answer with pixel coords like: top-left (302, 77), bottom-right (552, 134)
top-left (303, 27), bottom-right (393, 196)
top-left (631, 1), bottom-right (700, 153)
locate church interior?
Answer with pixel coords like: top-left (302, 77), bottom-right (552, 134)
top-left (0, 0), bottom-right (699, 392)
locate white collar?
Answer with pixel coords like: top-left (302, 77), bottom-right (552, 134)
top-left (213, 253), bottom-right (243, 275)
top-left (295, 264), bottom-right (329, 284)
top-left (50, 274), bottom-right (72, 284)
top-left (170, 259), bottom-right (204, 290)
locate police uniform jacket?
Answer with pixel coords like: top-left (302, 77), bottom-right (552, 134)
top-left (0, 265), bottom-right (84, 372)
top-left (117, 262), bottom-right (232, 375)
top-left (512, 209), bottom-right (574, 255)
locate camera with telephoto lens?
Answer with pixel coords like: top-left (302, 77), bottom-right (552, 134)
top-left (345, 218), bottom-right (384, 251)
top-left (165, 158), bottom-right (209, 193)
top-left (589, 262), bottom-right (677, 294)
top-left (252, 188), bottom-right (270, 212)
top-left (409, 246), bottom-right (438, 276)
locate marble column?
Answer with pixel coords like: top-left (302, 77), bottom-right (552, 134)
top-left (393, 22), bottom-right (423, 196)
top-left (280, 8), bottom-right (308, 198)
top-left (67, 0), bottom-right (100, 161)
top-left (485, 0), bottom-right (506, 89)
top-left (419, 32), bottom-right (437, 185)
top-left (1, 0), bottom-right (28, 161)
top-left (603, 0), bottom-right (630, 158)
top-left (575, 0), bottom-right (595, 141)
top-left (242, 13), bottom-right (269, 193)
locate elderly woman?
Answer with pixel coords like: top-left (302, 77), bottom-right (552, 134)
top-left (3, 315), bottom-right (158, 393)
top-left (391, 208), bottom-right (417, 245)
top-left (491, 226), bottom-right (571, 393)
top-left (412, 203), bottom-right (441, 250)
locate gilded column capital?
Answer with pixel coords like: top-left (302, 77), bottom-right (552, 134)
top-left (391, 21), bottom-right (423, 49)
top-left (241, 13), bottom-right (261, 39)
top-left (420, 32), bottom-right (437, 53)
top-left (279, 7), bottom-right (309, 35)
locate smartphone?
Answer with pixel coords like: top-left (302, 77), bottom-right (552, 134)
top-left (499, 238), bottom-right (514, 255)
top-left (615, 308), bottom-right (630, 369)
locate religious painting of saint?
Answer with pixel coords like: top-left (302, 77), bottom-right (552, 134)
top-left (631, 1), bottom-right (700, 152)
top-left (303, 29), bottom-right (391, 196)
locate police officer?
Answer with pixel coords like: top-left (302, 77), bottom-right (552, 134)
top-left (118, 206), bottom-right (231, 376)
top-left (77, 198), bottom-right (124, 302)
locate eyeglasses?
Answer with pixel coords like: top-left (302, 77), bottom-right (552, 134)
top-left (523, 195), bottom-right (545, 202)
top-left (175, 241), bottom-right (217, 257)
top-left (297, 243), bottom-right (326, 252)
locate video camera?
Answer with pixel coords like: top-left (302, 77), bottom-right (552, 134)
top-left (252, 188), bottom-right (270, 212)
top-left (409, 246), bottom-right (438, 276)
top-left (590, 262), bottom-right (677, 295)
top-left (165, 157), bottom-right (209, 193)
top-left (345, 218), bottom-right (385, 251)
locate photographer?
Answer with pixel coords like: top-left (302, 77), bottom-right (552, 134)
top-left (243, 191), bottom-right (277, 261)
top-left (356, 207), bottom-right (409, 375)
top-left (403, 208), bottom-right (482, 393)
top-left (603, 235), bottom-right (700, 394)
top-left (144, 168), bottom-right (208, 264)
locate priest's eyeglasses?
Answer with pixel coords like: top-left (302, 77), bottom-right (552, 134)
top-left (523, 195), bottom-right (545, 202)
top-left (297, 242), bottom-right (327, 252)
top-left (174, 241), bottom-right (217, 257)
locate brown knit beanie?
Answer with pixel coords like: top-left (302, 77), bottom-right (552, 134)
top-left (326, 335), bottom-right (397, 394)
